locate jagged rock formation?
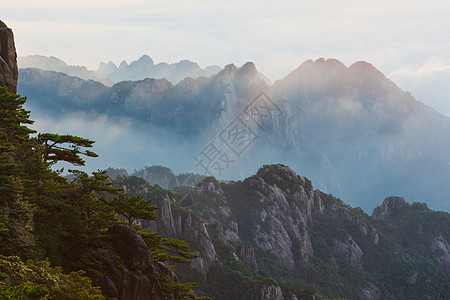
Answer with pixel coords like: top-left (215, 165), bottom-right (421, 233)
top-left (91, 225), bottom-right (175, 300)
top-left (138, 189), bottom-right (218, 277)
top-left (0, 20), bottom-right (18, 93)
top-left (116, 164), bottom-right (450, 299)
top-left (372, 196), bottom-right (408, 220)
top-left (104, 55), bottom-right (221, 84)
top-left (431, 235), bottom-right (450, 273)
top-left (18, 58), bottom-right (450, 213)
top-left (18, 55), bottom-right (110, 85)
top-left (19, 54), bottom-right (222, 85)
top-left (334, 235), bottom-right (363, 269)
top-left (251, 284), bottom-right (284, 300)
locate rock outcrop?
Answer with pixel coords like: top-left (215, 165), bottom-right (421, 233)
top-left (91, 225), bottom-right (182, 300)
top-left (0, 20), bottom-right (18, 93)
top-left (329, 201), bottom-right (379, 245)
top-left (0, 21), bottom-right (189, 300)
top-left (251, 283), bottom-right (284, 300)
top-left (357, 283), bottom-right (381, 300)
top-left (133, 164), bottom-right (450, 300)
top-left (372, 196), bottom-right (408, 220)
top-left (334, 236), bottom-right (363, 268)
top-left (139, 190), bottom-right (218, 276)
top-left (431, 235), bottom-right (450, 273)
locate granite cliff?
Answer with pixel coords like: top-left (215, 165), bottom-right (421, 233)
top-left (111, 164), bottom-right (450, 299)
top-left (0, 21), bottom-right (18, 93)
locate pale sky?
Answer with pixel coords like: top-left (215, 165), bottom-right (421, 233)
top-left (3, 0), bottom-right (450, 114)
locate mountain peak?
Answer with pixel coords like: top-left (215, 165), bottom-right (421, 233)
top-left (235, 62), bottom-right (259, 80)
top-left (224, 63), bottom-right (237, 73)
top-left (119, 60), bottom-right (128, 69)
top-left (255, 164), bottom-right (312, 190)
top-left (372, 196), bottom-right (409, 220)
top-left (257, 164), bottom-right (297, 178)
top-left (298, 58), bottom-right (346, 69)
top-left (289, 58), bottom-right (347, 79)
top-left (278, 58), bottom-right (348, 93)
top-left (315, 58), bottom-right (346, 66)
top-left (177, 59), bottom-right (196, 65)
top-left (239, 61), bottom-right (257, 73)
top-left (137, 55), bottom-right (154, 65)
top-left (349, 61), bottom-right (384, 78)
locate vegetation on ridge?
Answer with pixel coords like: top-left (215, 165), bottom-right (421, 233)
top-left (119, 163), bottom-right (450, 299)
top-left (0, 86), bottom-right (205, 299)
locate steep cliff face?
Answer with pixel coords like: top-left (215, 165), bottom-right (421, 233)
top-left (92, 225), bottom-right (172, 300)
top-left (251, 284), bottom-right (284, 300)
top-left (86, 224), bottom-right (197, 300)
top-left (235, 165), bottom-right (322, 268)
top-left (155, 165), bottom-right (323, 274)
top-left (431, 235), bottom-right (450, 273)
top-left (122, 164), bottom-right (450, 300)
top-left (19, 57), bottom-right (450, 212)
top-left (138, 188), bottom-right (218, 276)
top-left (1, 22), bottom-right (193, 300)
top-left (0, 20), bottom-right (18, 93)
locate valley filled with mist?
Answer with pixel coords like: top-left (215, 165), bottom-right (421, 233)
top-left (18, 56), bottom-right (450, 213)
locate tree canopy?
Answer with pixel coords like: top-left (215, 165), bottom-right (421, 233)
top-left (0, 86), bottom-right (203, 298)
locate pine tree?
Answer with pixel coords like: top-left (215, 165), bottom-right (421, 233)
top-left (37, 133), bottom-right (98, 166)
top-left (0, 87), bottom-right (36, 255)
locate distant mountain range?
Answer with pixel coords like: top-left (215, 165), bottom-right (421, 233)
top-left (17, 58), bottom-right (450, 213)
top-left (18, 54), bottom-right (222, 86)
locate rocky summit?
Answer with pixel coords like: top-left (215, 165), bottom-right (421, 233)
top-left (18, 57), bottom-right (450, 212)
top-left (0, 21), bottom-right (18, 93)
top-left (111, 164), bottom-right (450, 299)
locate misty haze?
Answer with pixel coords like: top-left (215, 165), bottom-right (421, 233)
top-left (2, 1), bottom-right (450, 299)
top-left (18, 58), bottom-right (450, 213)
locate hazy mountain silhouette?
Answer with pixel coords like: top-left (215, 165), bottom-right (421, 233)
top-left (19, 55), bottom-right (222, 86)
top-left (18, 58), bottom-right (450, 212)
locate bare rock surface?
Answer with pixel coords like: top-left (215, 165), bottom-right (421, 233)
top-left (0, 20), bottom-right (18, 93)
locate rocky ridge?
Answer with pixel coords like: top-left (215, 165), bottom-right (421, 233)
top-left (18, 57), bottom-right (450, 213)
top-left (19, 54), bottom-right (222, 85)
top-left (114, 164), bottom-right (450, 299)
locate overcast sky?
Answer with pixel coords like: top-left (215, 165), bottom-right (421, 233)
top-left (3, 0), bottom-right (450, 114)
